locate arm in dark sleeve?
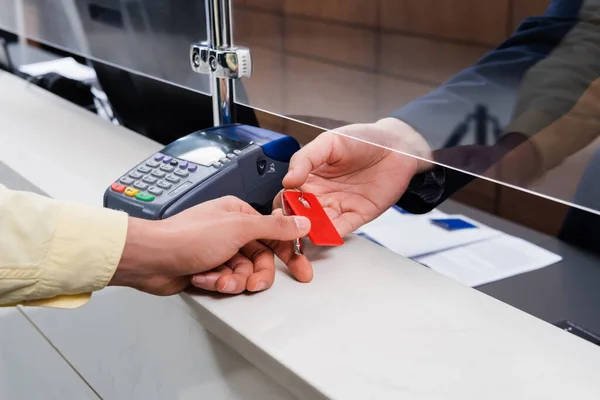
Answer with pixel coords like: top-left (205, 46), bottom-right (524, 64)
top-left (397, 165), bottom-right (475, 214)
top-left (504, 0), bottom-right (600, 173)
top-left (391, 2), bottom-right (581, 150)
top-left (395, 1), bottom-right (582, 214)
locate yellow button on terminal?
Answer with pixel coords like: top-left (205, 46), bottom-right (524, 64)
top-left (124, 187), bottom-right (139, 197)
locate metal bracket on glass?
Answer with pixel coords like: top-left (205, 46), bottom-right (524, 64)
top-left (192, 0), bottom-right (248, 126)
top-left (190, 42), bottom-right (252, 80)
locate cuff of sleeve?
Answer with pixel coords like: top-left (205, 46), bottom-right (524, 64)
top-left (38, 202), bottom-right (128, 299)
top-left (15, 293), bottom-right (92, 309)
top-left (503, 109), bottom-right (556, 172)
top-left (505, 108), bottom-right (600, 176)
top-left (398, 168), bottom-right (447, 214)
top-left (406, 168), bottom-right (446, 204)
top-left (504, 109), bottom-right (554, 138)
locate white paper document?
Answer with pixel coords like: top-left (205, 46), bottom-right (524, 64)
top-left (19, 57), bottom-right (97, 82)
top-left (356, 208), bottom-right (501, 258)
top-left (415, 235), bottom-right (563, 287)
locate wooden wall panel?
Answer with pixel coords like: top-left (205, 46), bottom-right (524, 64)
top-left (238, 0), bottom-right (283, 11)
top-left (241, 48), bottom-right (285, 114)
top-left (283, 119), bottom-right (323, 145)
top-left (284, 0), bottom-right (378, 27)
top-left (285, 19), bottom-right (377, 69)
top-left (381, 0), bottom-right (510, 45)
top-left (377, 76), bottom-right (434, 116)
top-left (233, 8), bottom-right (283, 50)
top-left (511, 0), bottom-right (551, 31)
top-left (254, 110), bottom-right (286, 134)
top-left (283, 56), bottom-right (377, 123)
top-left (380, 33), bottom-right (489, 84)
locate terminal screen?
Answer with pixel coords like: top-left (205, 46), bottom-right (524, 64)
top-left (162, 131), bottom-right (249, 166)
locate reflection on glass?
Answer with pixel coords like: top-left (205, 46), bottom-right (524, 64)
top-left (0, 0), bottom-right (17, 32)
top-left (233, 0), bottom-right (600, 218)
top-left (9, 0), bottom-right (213, 96)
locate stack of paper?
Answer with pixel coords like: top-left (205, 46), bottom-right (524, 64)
top-left (356, 207), bottom-right (501, 258)
top-left (415, 235), bottom-right (563, 287)
top-left (355, 206), bottom-right (562, 287)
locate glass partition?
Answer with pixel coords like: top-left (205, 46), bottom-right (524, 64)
top-left (231, 0), bottom-right (600, 218)
top-left (1, 0), bottom-right (600, 218)
top-left (2, 0), bottom-right (213, 96)
top-left (0, 0), bottom-right (16, 33)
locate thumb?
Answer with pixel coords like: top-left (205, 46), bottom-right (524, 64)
top-left (240, 213), bottom-right (311, 242)
top-left (284, 132), bottom-right (337, 188)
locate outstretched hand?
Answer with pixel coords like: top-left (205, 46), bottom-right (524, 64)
top-left (274, 118), bottom-right (431, 237)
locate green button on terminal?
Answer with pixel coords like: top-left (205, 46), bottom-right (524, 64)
top-left (135, 192), bottom-right (155, 202)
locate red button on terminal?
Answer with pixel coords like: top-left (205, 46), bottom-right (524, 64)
top-left (111, 183), bottom-right (126, 193)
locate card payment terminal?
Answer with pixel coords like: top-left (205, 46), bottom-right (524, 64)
top-left (103, 124), bottom-right (300, 219)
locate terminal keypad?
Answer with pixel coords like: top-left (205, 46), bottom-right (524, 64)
top-left (111, 153), bottom-right (199, 203)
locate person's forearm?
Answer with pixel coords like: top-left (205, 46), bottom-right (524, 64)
top-left (392, 2), bottom-right (580, 213)
top-left (390, 7), bottom-right (578, 150)
top-left (506, 4), bottom-right (600, 172)
top-left (108, 217), bottom-right (167, 290)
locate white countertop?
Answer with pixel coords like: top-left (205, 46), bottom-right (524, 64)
top-left (2, 71), bottom-right (600, 399)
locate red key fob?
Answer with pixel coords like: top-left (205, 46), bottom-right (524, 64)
top-left (282, 191), bottom-right (344, 246)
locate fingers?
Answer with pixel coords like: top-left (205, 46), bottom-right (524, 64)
top-left (219, 253), bottom-right (255, 294)
top-left (190, 244), bottom-right (277, 294)
top-left (264, 238), bottom-right (313, 283)
top-left (190, 253), bottom-right (255, 294)
top-left (263, 209), bottom-right (313, 283)
top-left (238, 212), bottom-right (311, 243)
top-left (283, 132), bottom-right (337, 188)
top-left (191, 265), bottom-right (233, 292)
top-left (240, 241), bottom-right (276, 292)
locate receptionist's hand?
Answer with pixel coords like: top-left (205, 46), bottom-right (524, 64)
top-left (275, 118), bottom-right (431, 236)
top-left (109, 196), bottom-right (311, 296)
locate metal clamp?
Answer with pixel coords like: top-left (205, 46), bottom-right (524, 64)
top-left (190, 42), bottom-right (252, 79)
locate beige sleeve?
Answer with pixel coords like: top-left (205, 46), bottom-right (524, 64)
top-left (0, 184), bottom-right (128, 308)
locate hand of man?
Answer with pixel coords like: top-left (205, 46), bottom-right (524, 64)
top-left (274, 118), bottom-right (432, 237)
top-left (109, 196), bottom-right (312, 296)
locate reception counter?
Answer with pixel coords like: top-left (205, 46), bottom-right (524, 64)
top-left (1, 70), bottom-right (600, 399)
